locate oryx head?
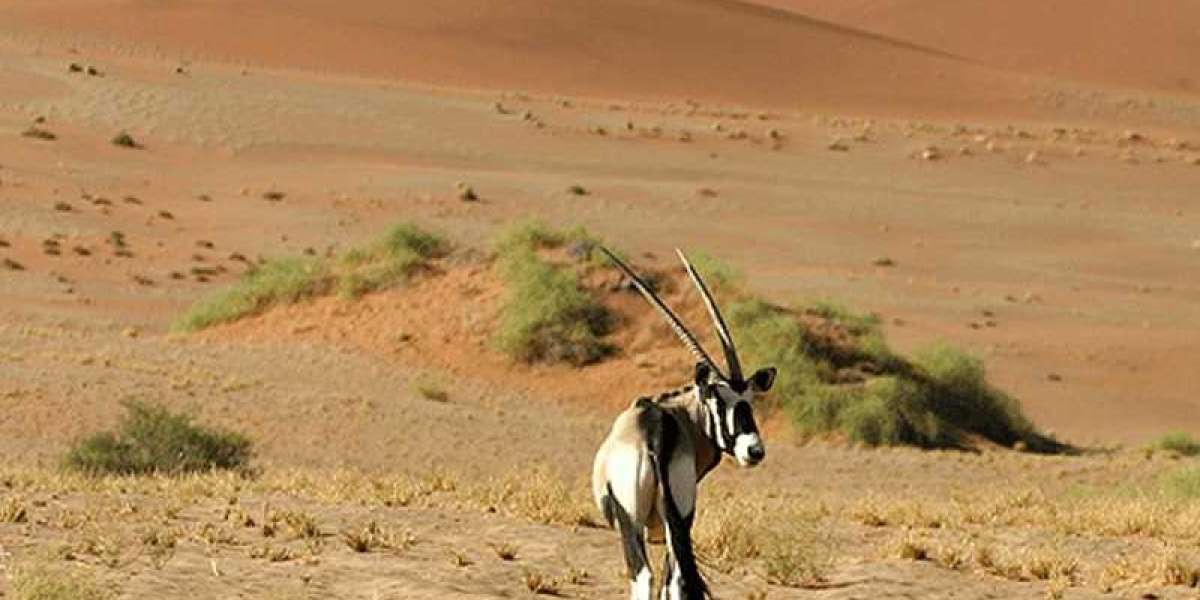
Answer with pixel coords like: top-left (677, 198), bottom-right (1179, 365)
top-left (601, 247), bottom-right (776, 468)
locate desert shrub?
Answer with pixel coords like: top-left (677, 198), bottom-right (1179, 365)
top-left (10, 560), bottom-right (112, 600)
top-left (685, 250), bottom-right (743, 290)
top-left (1151, 432), bottom-right (1200, 457)
top-left (64, 400), bottom-right (253, 476)
top-left (175, 222), bottom-right (446, 330)
top-left (1161, 467), bottom-right (1200, 499)
top-left (912, 344), bottom-right (1034, 446)
top-left (495, 247), bottom-right (610, 365)
top-left (111, 131), bottom-right (138, 148)
top-left (337, 223), bottom-right (448, 297)
top-left (173, 257), bottom-right (329, 331)
top-left (493, 222), bottom-right (611, 365)
top-left (726, 294), bottom-right (1043, 449)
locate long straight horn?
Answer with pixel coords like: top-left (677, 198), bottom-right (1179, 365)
top-left (599, 246), bottom-right (725, 378)
top-left (676, 249), bottom-right (743, 383)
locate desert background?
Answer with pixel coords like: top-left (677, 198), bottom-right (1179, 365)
top-left (1, 1), bottom-right (1199, 598)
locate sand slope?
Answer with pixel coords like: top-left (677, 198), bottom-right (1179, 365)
top-left (0, 0), bottom-right (1035, 116)
top-left (757, 0), bottom-right (1200, 95)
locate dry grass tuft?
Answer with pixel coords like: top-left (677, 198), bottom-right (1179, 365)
top-left (473, 468), bottom-right (599, 528)
top-left (410, 374), bottom-right (450, 403)
top-left (1, 495), bottom-right (29, 523)
top-left (523, 570), bottom-right (563, 595)
top-left (489, 541), bottom-right (519, 561)
top-left (10, 558), bottom-right (114, 600)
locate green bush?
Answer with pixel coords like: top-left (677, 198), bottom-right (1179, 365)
top-left (1162, 466), bottom-right (1200, 498)
top-left (337, 223), bottom-right (448, 298)
top-left (726, 293), bottom-right (1045, 450)
top-left (494, 247), bottom-right (610, 365)
top-left (492, 222), bottom-right (611, 365)
top-left (64, 400), bottom-right (253, 476)
top-left (1150, 432), bottom-right (1200, 457)
top-left (173, 257), bottom-right (329, 331)
top-left (174, 222), bottom-right (447, 330)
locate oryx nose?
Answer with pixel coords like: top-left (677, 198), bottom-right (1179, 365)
top-left (747, 445), bottom-right (765, 462)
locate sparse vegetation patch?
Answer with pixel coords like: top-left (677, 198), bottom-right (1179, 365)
top-left (493, 222), bottom-right (611, 366)
top-left (174, 257), bottom-right (329, 331)
top-left (64, 400), bottom-right (253, 476)
top-left (1150, 432), bottom-right (1200, 457)
top-left (675, 257), bottom-right (1052, 450)
top-left (10, 559), bottom-right (113, 600)
top-left (173, 223), bottom-right (445, 331)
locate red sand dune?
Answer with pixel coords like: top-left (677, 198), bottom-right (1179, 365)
top-left (754, 0), bottom-right (1200, 95)
top-left (0, 0), bottom-right (1034, 116)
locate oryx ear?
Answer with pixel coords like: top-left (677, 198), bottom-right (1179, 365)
top-left (694, 362), bottom-right (712, 386)
top-left (749, 367), bottom-right (776, 393)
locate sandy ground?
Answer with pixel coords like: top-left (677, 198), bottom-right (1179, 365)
top-left (1, 2), bottom-right (1200, 598)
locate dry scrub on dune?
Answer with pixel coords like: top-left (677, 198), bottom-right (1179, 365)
top-left (173, 223), bottom-right (446, 331)
top-left (492, 221), bottom-right (612, 366)
top-left (172, 220), bottom-right (1055, 452)
top-left (680, 256), bottom-right (1056, 451)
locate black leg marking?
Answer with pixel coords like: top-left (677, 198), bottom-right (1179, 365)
top-left (606, 483), bottom-right (649, 580)
top-left (651, 413), bottom-right (708, 599)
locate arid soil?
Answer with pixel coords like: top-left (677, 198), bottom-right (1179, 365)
top-left (1, 2), bottom-right (1200, 598)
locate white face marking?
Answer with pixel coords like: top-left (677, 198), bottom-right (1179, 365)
top-left (632, 567), bottom-right (652, 600)
top-left (733, 433), bottom-right (764, 467)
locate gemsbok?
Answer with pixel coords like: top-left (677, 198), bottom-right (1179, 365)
top-left (592, 247), bottom-right (776, 600)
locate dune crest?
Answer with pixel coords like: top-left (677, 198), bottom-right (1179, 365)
top-left (0, 0), bottom-right (1031, 116)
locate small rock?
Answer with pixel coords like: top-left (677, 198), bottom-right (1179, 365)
top-left (122, 327), bottom-right (140, 339)
top-left (827, 139), bottom-right (850, 152)
top-left (1024, 150), bottom-right (1041, 164)
top-left (2, 258), bottom-right (23, 271)
top-left (1047, 373), bottom-right (1063, 382)
top-left (872, 256), bottom-right (896, 267)
top-left (920, 146), bottom-right (941, 161)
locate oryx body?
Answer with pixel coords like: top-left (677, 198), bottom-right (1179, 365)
top-left (592, 249), bottom-right (776, 600)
